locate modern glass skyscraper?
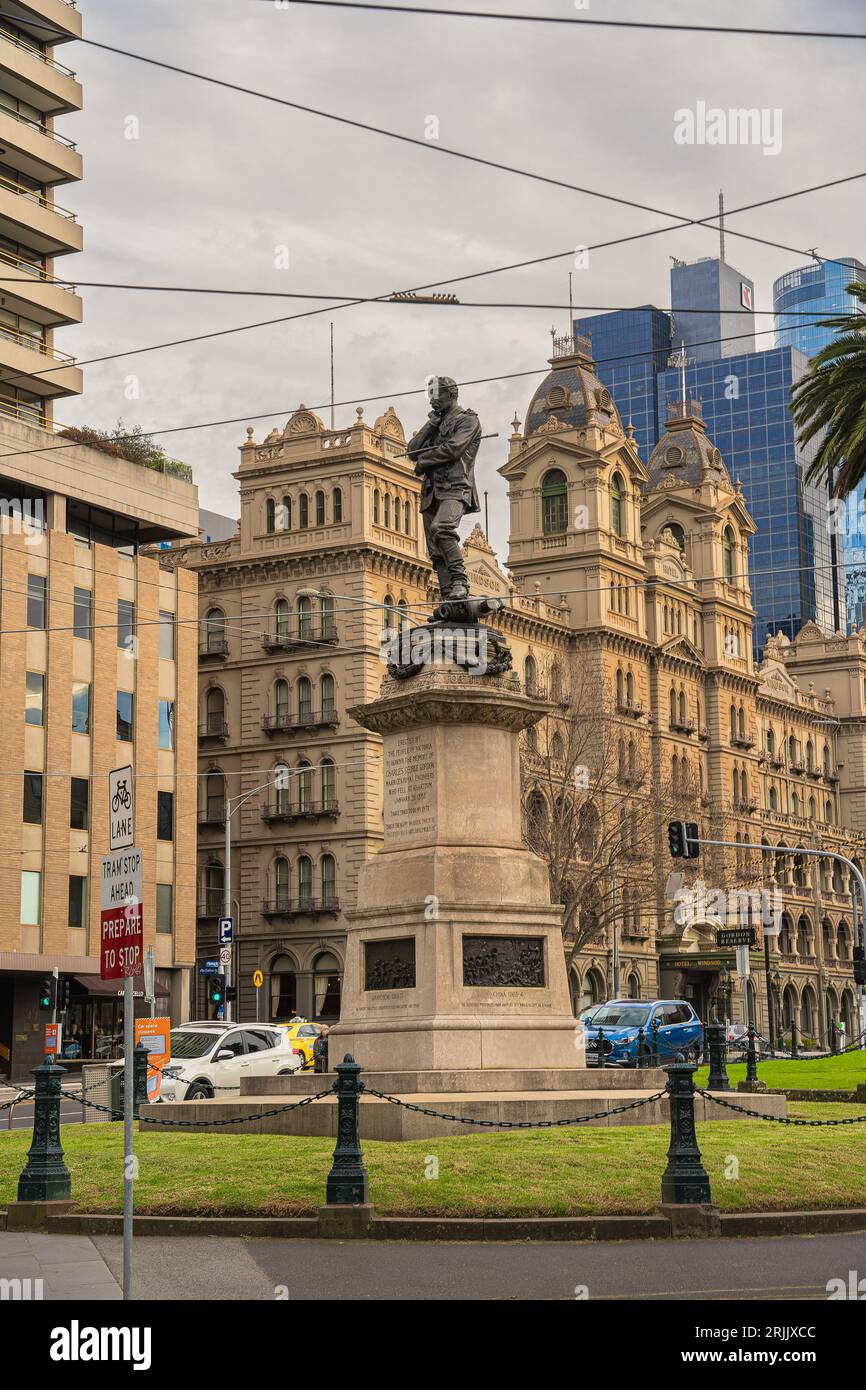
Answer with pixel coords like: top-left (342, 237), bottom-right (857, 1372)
top-left (774, 257), bottom-right (866, 627)
top-left (571, 306), bottom-right (672, 463)
top-left (655, 347), bottom-right (838, 649)
top-left (574, 259), bottom-right (846, 653)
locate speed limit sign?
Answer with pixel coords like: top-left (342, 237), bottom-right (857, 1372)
top-left (253, 969), bottom-right (264, 989)
top-left (219, 947), bottom-right (231, 966)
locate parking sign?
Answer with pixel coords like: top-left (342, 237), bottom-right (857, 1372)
top-left (218, 917), bottom-right (233, 945)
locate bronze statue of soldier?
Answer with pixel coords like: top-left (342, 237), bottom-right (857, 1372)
top-left (407, 375), bottom-right (481, 601)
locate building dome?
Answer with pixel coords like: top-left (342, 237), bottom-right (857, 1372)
top-left (523, 334), bottom-right (623, 439)
top-left (645, 398), bottom-right (731, 493)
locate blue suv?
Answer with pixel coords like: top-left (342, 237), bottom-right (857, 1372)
top-left (583, 999), bottom-right (703, 1067)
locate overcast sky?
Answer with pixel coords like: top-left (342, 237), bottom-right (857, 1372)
top-left (56, 0), bottom-right (865, 557)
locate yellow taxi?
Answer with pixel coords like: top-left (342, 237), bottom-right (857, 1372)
top-left (278, 1019), bottom-right (322, 1069)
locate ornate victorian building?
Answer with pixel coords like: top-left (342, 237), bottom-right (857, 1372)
top-left (168, 338), bottom-right (866, 1045)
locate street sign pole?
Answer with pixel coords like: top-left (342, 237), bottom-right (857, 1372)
top-left (224, 808), bottom-right (232, 1022)
top-left (123, 972), bottom-right (134, 1301)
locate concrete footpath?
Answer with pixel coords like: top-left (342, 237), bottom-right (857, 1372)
top-left (2, 1229), bottom-right (865, 1300)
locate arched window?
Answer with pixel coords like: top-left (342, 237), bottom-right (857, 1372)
top-left (610, 472), bottom-right (624, 537)
top-left (551, 731), bottom-right (564, 760)
top-left (373, 489), bottom-right (381, 524)
top-left (298, 595), bottom-right (312, 641)
top-left (730, 704), bottom-right (737, 742)
top-left (404, 500), bottom-right (412, 533)
top-left (826, 798), bottom-right (834, 823)
top-left (203, 861), bottom-right (224, 916)
top-left (669, 687), bottom-right (677, 725)
top-left (320, 594), bottom-right (335, 638)
top-left (266, 498), bottom-right (276, 534)
top-left (321, 673), bottom-right (336, 720)
top-left (313, 950), bottom-right (341, 1020)
top-left (297, 761), bottom-right (313, 811)
top-left (297, 855), bottom-right (313, 908)
top-left (274, 598), bottom-right (289, 641)
top-left (723, 525), bottom-right (735, 579)
top-left (667, 522), bottom-right (686, 553)
top-left (792, 791), bottom-right (800, 817)
top-left (297, 676), bottom-right (312, 723)
top-left (738, 707), bottom-right (745, 739)
top-left (806, 739), bottom-right (814, 771)
top-left (626, 671), bottom-right (634, 702)
top-left (618, 737), bottom-right (626, 780)
top-left (766, 727), bottom-right (775, 756)
top-left (282, 496), bottom-right (292, 531)
top-left (628, 739), bottom-right (636, 778)
top-left (524, 654), bottom-right (537, 696)
top-left (333, 487), bottom-right (343, 523)
top-left (809, 796), bottom-right (816, 820)
top-left (274, 762), bottom-right (290, 816)
top-left (205, 607), bottom-right (226, 654)
top-left (205, 686), bottom-right (225, 736)
top-left (823, 743), bottom-right (830, 775)
top-left (274, 678), bottom-right (289, 726)
top-left (740, 769), bottom-right (747, 801)
top-left (299, 493), bottom-right (309, 529)
top-left (205, 772), bottom-right (225, 824)
top-left (393, 496), bottom-right (402, 531)
top-left (731, 766), bottom-right (738, 801)
top-left (627, 971), bottom-right (640, 1000)
top-left (274, 856), bottom-right (290, 910)
top-left (541, 469), bottom-right (568, 535)
top-left (321, 758), bottom-right (336, 808)
top-left (615, 668), bottom-right (624, 704)
top-left (321, 853), bottom-right (337, 904)
top-left (269, 953), bottom-right (297, 1021)
top-left (678, 690), bottom-right (686, 723)
top-left (384, 494), bottom-right (391, 528)
top-left (315, 490), bottom-right (325, 526)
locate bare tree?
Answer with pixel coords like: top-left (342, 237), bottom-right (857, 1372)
top-left (521, 649), bottom-right (693, 975)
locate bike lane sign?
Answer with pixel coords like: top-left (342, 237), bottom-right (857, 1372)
top-left (100, 847), bottom-right (143, 980)
top-left (109, 764), bottom-right (135, 851)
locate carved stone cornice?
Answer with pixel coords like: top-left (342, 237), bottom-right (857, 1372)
top-left (348, 668), bottom-right (551, 735)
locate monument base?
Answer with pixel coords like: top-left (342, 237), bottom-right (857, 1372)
top-left (330, 1014), bottom-right (582, 1072)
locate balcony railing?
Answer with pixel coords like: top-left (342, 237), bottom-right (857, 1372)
top-left (198, 802), bottom-right (226, 827)
top-left (261, 896), bottom-right (340, 917)
top-left (0, 170), bottom-right (77, 220)
top-left (0, 101), bottom-right (77, 148)
top-left (198, 639), bottom-right (229, 660)
top-left (0, 26), bottom-right (77, 77)
top-left (261, 799), bottom-right (339, 823)
top-left (615, 699), bottom-right (644, 719)
top-left (731, 733), bottom-right (756, 750)
top-left (261, 623), bottom-right (338, 652)
top-left (198, 718), bottom-right (228, 742)
top-left (0, 321), bottom-right (75, 363)
top-left (261, 708), bottom-right (339, 735)
top-left (670, 719), bottom-right (696, 735)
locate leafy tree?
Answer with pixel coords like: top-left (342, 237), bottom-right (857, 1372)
top-left (791, 280), bottom-right (866, 497)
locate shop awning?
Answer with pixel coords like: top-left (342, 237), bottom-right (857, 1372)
top-left (73, 974), bottom-right (170, 998)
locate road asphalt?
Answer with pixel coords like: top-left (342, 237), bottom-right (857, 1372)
top-left (1, 1230), bottom-right (864, 1301)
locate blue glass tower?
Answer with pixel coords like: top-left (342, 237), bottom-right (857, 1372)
top-left (571, 306), bottom-right (672, 464)
top-left (774, 257), bottom-right (866, 627)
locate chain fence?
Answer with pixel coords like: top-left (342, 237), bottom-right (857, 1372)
top-left (696, 1087), bottom-right (866, 1127)
top-left (363, 1087), bottom-right (667, 1129)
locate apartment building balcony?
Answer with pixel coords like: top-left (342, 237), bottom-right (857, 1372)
top-left (198, 717), bottom-right (228, 744)
top-left (198, 638), bottom-right (229, 661)
top-left (0, 26), bottom-right (82, 114)
top-left (5, 0), bottom-right (83, 47)
top-left (261, 896), bottom-right (340, 919)
top-left (0, 105), bottom-right (81, 184)
top-left (0, 171), bottom-right (82, 255)
top-left (0, 248), bottom-right (81, 325)
top-left (0, 320), bottom-right (80, 396)
top-left (198, 802), bottom-right (227, 829)
top-left (261, 799), bottom-right (340, 824)
top-left (697, 726), bottom-right (708, 742)
top-left (670, 719), bottom-right (696, 736)
top-left (615, 699), bottom-right (644, 719)
top-left (789, 760), bottom-right (805, 775)
top-left (731, 733), bottom-right (756, 750)
top-left (261, 708), bottom-right (339, 735)
top-left (260, 624), bottom-right (338, 653)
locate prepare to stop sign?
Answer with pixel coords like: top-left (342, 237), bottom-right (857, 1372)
top-left (100, 847), bottom-right (143, 980)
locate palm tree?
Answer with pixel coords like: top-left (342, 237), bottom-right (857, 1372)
top-left (790, 280), bottom-right (866, 497)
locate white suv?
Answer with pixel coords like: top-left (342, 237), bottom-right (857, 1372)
top-left (158, 1024), bottom-right (302, 1101)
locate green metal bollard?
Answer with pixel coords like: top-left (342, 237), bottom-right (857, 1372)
top-left (325, 1054), bottom-right (370, 1207)
top-left (651, 1017), bottom-right (661, 1066)
top-left (660, 1061), bottom-right (711, 1205)
top-left (597, 1026), bottom-right (606, 1070)
top-left (17, 1056), bottom-right (72, 1203)
top-left (705, 1020), bottom-right (731, 1091)
top-left (829, 1015), bottom-right (837, 1055)
top-left (745, 1024), bottom-right (760, 1085)
top-left (790, 1017), bottom-right (798, 1059)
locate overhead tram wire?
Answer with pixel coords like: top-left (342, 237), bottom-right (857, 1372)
top-left (0, 312), bottom-right (838, 468)
top-left (258, 1), bottom-right (866, 42)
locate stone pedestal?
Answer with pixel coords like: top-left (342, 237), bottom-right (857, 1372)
top-left (330, 666), bottom-right (585, 1072)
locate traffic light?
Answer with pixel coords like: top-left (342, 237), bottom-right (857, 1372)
top-left (668, 821), bottom-right (700, 860)
top-left (38, 977), bottom-right (55, 1011)
top-left (853, 945), bottom-right (866, 987)
top-left (57, 978), bottom-right (71, 1013)
top-left (208, 973), bottom-right (225, 1007)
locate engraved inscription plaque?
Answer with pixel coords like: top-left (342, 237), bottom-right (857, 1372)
top-left (462, 936), bottom-right (545, 988)
top-left (365, 937), bottom-right (417, 991)
top-left (383, 729), bottom-right (437, 844)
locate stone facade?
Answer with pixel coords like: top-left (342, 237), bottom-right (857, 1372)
top-left (176, 347), bottom-right (866, 1047)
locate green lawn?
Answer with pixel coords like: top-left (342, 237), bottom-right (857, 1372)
top-left (1, 1103), bottom-right (864, 1218)
top-left (695, 1050), bottom-right (866, 1092)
